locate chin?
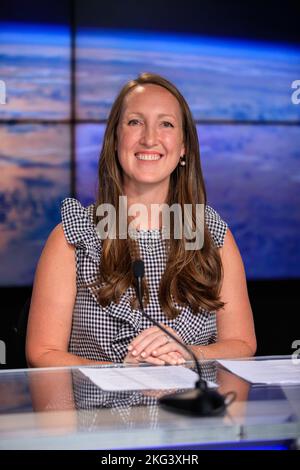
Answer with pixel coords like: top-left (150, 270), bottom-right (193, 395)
top-left (135, 177), bottom-right (166, 185)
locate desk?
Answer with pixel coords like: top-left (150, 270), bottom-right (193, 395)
top-left (0, 356), bottom-right (299, 450)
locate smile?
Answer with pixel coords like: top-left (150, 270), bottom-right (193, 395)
top-left (135, 153), bottom-right (163, 161)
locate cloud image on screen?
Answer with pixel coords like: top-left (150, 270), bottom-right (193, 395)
top-left (1, 23), bottom-right (299, 284)
top-left (0, 124), bottom-right (71, 285)
top-left (0, 23), bottom-right (71, 120)
top-left (198, 124), bottom-right (300, 278)
top-left (76, 28), bottom-right (300, 122)
top-left (75, 124), bottom-right (105, 206)
top-left (76, 123), bottom-right (300, 279)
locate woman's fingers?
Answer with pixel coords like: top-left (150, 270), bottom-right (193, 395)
top-left (138, 333), bottom-right (173, 359)
top-left (124, 351), bottom-right (165, 365)
top-left (169, 351), bottom-right (186, 364)
top-left (158, 353), bottom-right (185, 365)
top-left (128, 326), bottom-right (160, 355)
top-left (123, 352), bottom-right (140, 364)
top-left (128, 324), bottom-right (183, 359)
top-left (124, 348), bottom-right (185, 366)
top-left (128, 327), bottom-right (168, 358)
top-left (152, 342), bottom-right (189, 361)
top-left (144, 356), bottom-right (165, 365)
top-left (140, 352), bottom-right (184, 366)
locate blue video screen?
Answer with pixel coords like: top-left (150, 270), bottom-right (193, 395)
top-left (75, 123), bottom-right (300, 279)
top-left (0, 20), bottom-right (299, 284)
top-left (76, 28), bottom-right (300, 122)
top-left (0, 123), bottom-right (71, 285)
top-left (0, 23), bottom-right (70, 120)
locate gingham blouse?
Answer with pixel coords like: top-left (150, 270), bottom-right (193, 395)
top-left (61, 198), bottom-right (228, 363)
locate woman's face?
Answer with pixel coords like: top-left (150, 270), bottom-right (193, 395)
top-left (116, 84), bottom-right (185, 192)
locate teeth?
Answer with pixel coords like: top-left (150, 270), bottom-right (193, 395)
top-left (136, 153), bottom-right (161, 161)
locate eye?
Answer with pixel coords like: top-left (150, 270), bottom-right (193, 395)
top-left (128, 119), bottom-right (141, 126)
top-left (162, 121), bottom-right (174, 128)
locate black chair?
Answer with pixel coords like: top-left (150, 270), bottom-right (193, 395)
top-left (11, 296), bottom-right (31, 368)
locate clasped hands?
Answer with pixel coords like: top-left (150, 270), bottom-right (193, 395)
top-left (124, 324), bottom-right (190, 365)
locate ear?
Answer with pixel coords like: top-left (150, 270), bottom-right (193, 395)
top-left (181, 142), bottom-right (186, 156)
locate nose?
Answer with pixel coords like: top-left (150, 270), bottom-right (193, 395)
top-left (139, 124), bottom-right (158, 147)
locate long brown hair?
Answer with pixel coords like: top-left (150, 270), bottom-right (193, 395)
top-left (91, 72), bottom-right (224, 318)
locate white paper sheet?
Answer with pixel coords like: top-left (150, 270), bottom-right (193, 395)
top-left (79, 365), bottom-right (217, 391)
top-left (218, 359), bottom-right (300, 384)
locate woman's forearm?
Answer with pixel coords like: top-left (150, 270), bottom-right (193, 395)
top-left (27, 350), bottom-right (113, 368)
top-left (190, 339), bottom-right (256, 361)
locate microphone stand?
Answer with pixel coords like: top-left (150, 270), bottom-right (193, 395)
top-left (133, 259), bottom-right (235, 416)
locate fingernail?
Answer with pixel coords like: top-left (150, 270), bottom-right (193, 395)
top-left (128, 345), bottom-right (133, 351)
top-left (132, 350), bottom-right (137, 356)
top-left (152, 350), bottom-right (157, 356)
top-left (141, 352), bottom-right (146, 358)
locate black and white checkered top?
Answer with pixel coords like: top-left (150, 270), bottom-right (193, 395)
top-left (61, 198), bottom-right (228, 363)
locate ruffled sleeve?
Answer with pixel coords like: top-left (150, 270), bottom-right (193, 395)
top-left (205, 205), bottom-right (228, 248)
top-left (61, 197), bottom-right (101, 264)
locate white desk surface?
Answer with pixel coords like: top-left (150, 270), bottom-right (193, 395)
top-left (0, 356), bottom-right (299, 449)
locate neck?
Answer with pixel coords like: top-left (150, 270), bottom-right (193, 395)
top-left (123, 180), bottom-right (169, 230)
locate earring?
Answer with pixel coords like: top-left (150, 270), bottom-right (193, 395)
top-left (179, 155), bottom-right (186, 166)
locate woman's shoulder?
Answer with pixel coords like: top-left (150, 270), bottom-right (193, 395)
top-left (60, 197), bottom-right (98, 248)
top-left (205, 205), bottom-right (228, 248)
top-left (43, 222), bottom-right (75, 254)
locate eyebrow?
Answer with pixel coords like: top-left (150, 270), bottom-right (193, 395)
top-left (126, 112), bottom-right (177, 119)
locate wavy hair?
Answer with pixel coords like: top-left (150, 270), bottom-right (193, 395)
top-left (90, 72), bottom-right (224, 318)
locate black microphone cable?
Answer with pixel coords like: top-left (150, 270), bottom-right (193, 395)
top-left (132, 259), bottom-right (236, 417)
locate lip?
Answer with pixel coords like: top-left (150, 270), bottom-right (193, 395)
top-left (135, 151), bottom-right (163, 157)
top-left (135, 153), bottom-right (164, 162)
top-left (134, 152), bottom-right (164, 163)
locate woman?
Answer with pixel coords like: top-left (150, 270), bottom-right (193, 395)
top-left (26, 72), bottom-right (256, 367)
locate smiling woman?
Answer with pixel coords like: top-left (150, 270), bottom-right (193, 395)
top-left (26, 72), bottom-right (256, 368)
top-left (116, 84), bottom-right (185, 193)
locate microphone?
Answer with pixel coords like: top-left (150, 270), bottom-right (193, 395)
top-left (132, 259), bottom-right (235, 416)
